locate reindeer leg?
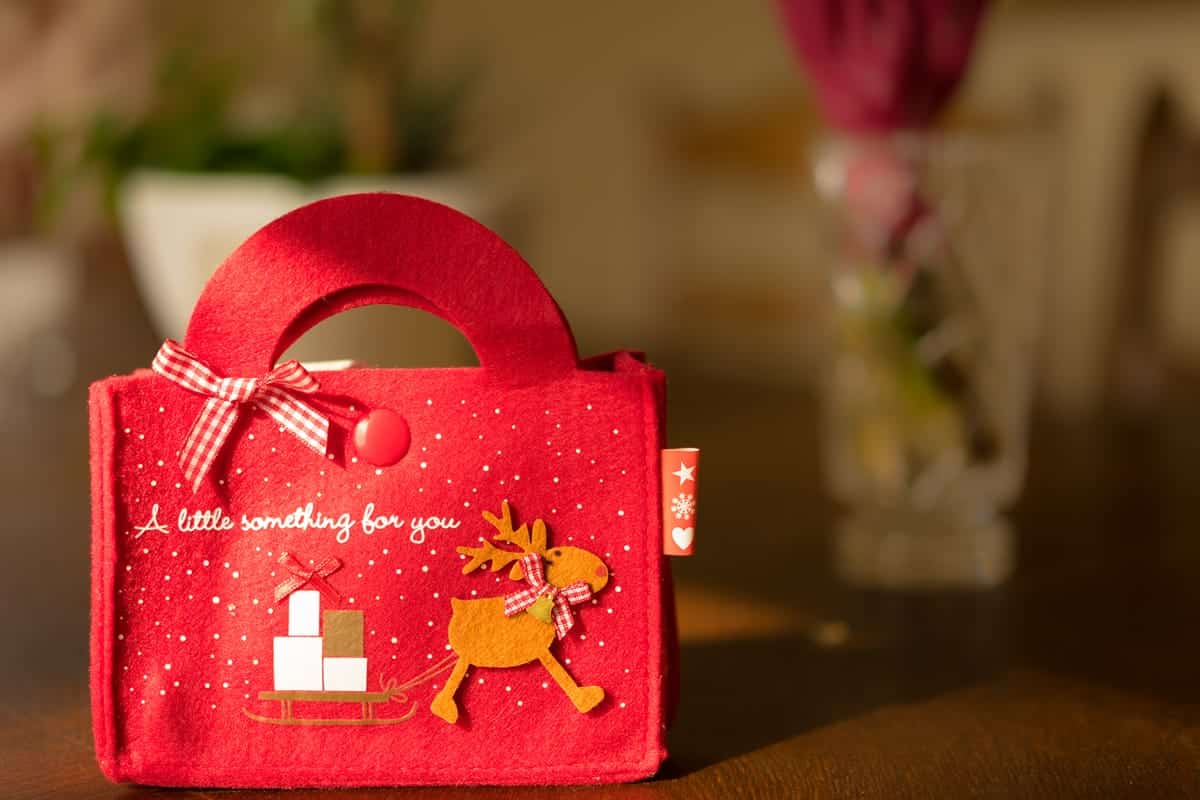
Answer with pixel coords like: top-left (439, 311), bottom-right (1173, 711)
top-left (430, 656), bottom-right (469, 724)
top-left (537, 651), bottom-right (604, 713)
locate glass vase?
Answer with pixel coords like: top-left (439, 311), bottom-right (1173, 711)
top-left (813, 132), bottom-right (1048, 588)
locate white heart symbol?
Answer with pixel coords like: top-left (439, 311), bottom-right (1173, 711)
top-left (671, 526), bottom-right (694, 550)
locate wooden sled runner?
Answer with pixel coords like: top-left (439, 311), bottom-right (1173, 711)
top-left (243, 689), bottom-right (418, 726)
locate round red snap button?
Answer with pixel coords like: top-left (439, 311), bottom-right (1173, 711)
top-left (353, 408), bottom-right (411, 467)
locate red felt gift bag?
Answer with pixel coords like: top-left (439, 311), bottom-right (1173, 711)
top-left (88, 194), bottom-right (677, 787)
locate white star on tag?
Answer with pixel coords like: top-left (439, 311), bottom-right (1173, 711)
top-left (671, 462), bottom-right (696, 486)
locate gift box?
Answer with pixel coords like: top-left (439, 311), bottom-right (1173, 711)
top-left (88, 193), bottom-right (680, 787)
top-left (288, 590), bottom-right (321, 636)
top-left (274, 636), bottom-right (325, 691)
top-left (323, 610), bottom-right (364, 658)
top-left (323, 657), bottom-right (368, 692)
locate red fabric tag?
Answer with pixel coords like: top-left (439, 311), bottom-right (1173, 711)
top-left (661, 449), bottom-right (699, 556)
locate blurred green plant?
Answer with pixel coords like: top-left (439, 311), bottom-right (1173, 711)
top-left (35, 0), bottom-right (473, 223)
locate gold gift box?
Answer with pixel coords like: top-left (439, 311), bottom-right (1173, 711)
top-left (322, 610), bottom-right (364, 658)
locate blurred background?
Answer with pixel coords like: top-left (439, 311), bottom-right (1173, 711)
top-left (8, 0), bottom-right (1200, 408)
top-left (8, 0), bottom-right (1200, 787)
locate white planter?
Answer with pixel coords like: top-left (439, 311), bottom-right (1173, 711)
top-left (119, 170), bottom-right (492, 367)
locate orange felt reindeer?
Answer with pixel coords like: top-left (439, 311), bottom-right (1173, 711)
top-left (430, 501), bottom-right (610, 724)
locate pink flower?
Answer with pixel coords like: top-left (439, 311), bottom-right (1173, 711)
top-left (775, 0), bottom-right (988, 132)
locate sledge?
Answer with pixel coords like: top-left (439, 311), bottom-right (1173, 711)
top-left (242, 689), bottom-right (418, 726)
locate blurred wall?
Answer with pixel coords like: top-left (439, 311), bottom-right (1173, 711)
top-left (6, 2), bottom-right (1200, 416)
top-left (422, 1), bottom-right (1200, 415)
top-left (967, 2), bottom-right (1200, 413)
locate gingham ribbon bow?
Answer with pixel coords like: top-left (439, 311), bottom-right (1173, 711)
top-left (151, 339), bottom-right (329, 491)
top-left (504, 552), bottom-right (593, 639)
top-left (273, 552), bottom-right (342, 603)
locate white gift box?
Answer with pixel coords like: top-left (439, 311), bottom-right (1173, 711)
top-left (323, 657), bottom-right (368, 692)
top-left (287, 590), bottom-right (320, 636)
top-left (273, 636), bottom-right (324, 690)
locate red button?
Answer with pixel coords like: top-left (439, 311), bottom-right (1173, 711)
top-left (353, 409), bottom-right (411, 467)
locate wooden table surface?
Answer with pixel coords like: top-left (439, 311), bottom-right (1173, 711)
top-left (5, 263), bottom-right (1200, 798)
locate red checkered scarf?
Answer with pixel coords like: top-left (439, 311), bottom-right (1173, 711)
top-left (503, 552), bottom-right (593, 640)
top-left (151, 339), bottom-right (329, 492)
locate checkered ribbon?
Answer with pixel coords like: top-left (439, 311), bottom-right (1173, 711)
top-left (504, 552), bottom-right (593, 639)
top-left (151, 339), bottom-right (329, 492)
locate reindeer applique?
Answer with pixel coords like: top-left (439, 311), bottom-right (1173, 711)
top-left (430, 501), bottom-right (610, 724)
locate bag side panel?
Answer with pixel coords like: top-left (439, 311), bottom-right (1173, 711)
top-left (89, 379), bottom-right (122, 782)
top-left (613, 353), bottom-right (678, 733)
top-left (637, 365), bottom-right (672, 770)
top-left (633, 356), bottom-right (681, 730)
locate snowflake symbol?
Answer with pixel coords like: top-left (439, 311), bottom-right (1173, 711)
top-left (670, 493), bottom-right (695, 521)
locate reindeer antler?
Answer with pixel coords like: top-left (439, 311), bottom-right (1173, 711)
top-left (456, 539), bottom-right (523, 575)
top-left (457, 501), bottom-right (547, 577)
top-left (484, 500), bottom-right (547, 554)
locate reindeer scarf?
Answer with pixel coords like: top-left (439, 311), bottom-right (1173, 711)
top-left (504, 553), bottom-right (593, 639)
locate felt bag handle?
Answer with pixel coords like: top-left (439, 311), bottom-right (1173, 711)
top-left (182, 193), bottom-right (579, 382)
